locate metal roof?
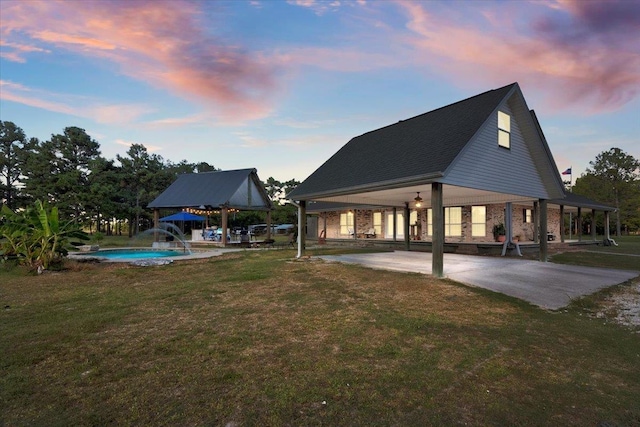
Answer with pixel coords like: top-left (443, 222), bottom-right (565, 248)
top-left (148, 168), bottom-right (273, 211)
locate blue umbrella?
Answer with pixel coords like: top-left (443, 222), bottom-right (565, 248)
top-left (160, 212), bottom-right (205, 222)
top-left (160, 212), bottom-right (206, 234)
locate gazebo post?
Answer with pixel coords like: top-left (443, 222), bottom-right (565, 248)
top-left (297, 201), bottom-right (306, 258)
top-left (153, 209), bottom-right (159, 242)
top-left (591, 209), bottom-right (597, 241)
top-left (604, 211), bottom-right (611, 242)
top-left (539, 199), bottom-right (548, 262)
top-left (266, 210), bottom-right (272, 240)
top-left (432, 182), bottom-right (444, 278)
top-left (221, 206), bottom-right (228, 246)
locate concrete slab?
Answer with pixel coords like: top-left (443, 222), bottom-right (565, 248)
top-left (318, 251), bottom-right (639, 310)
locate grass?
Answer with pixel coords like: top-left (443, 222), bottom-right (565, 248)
top-left (2, 246), bottom-right (640, 426)
top-left (551, 235), bottom-right (640, 270)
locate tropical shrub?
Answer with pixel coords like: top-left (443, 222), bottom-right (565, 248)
top-left (0, 200), bottom-right (88, 273)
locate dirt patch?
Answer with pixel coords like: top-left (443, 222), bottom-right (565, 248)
top-left (596, 277), bottom-right (640, 332)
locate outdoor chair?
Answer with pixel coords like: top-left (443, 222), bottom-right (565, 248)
top-left (364, 228), bottom-right (376, 238)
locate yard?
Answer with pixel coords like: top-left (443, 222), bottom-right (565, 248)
top-left (1, 238), bottom-right (639, 425)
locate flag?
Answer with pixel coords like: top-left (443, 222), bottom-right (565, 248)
top-left (562, 168), bottom-right (572, 175)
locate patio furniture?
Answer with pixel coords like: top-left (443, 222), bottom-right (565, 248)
top-left (364, 228), bottom-right (376, 238)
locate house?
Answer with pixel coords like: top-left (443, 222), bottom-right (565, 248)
top-left (148, 168), bottom-right (273, 246)
top-left (287, 83), bottom-right (614, 277)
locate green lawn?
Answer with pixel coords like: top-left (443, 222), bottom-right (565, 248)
top-left (551, 235), bottom-right (640, 270)
top-left (2, 247), bottom-right (639, 426)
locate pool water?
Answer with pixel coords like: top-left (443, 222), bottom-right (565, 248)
top-left (91, 249), bottom-right (188, 259)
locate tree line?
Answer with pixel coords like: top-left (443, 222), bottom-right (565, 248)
top-left (0, 121), bottom-right (299, 236)
top-left (572, 147), bottom-right (640, 236)
top-left (2, 120), bottom-right (638, 236)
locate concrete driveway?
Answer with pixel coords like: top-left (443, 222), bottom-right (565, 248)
top-left (318, 251), bottom-right (639, 310)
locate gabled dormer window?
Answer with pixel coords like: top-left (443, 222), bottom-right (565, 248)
top-left (498, 111), bottom-right (511, 149)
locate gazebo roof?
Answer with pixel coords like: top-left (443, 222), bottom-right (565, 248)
top-left (149, 168), bottom-right (273, 211)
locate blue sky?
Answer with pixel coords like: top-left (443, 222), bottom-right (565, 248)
top-left (1, 0), bottom-right (638, 184)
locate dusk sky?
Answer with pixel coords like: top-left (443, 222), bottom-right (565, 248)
top-left (1, 0), bottom-right (638, 184)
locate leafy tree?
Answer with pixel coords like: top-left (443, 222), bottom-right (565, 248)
top-left (0, 200), bottom-right (88, 273)
top-left (0, 121), bottom-right (31, 209)
top-left (117, 144), bottom-right (174, 236)
top-left (22, 127), bottom-right (102, 223)
top-left (263, 177), bottom-right (300, 205)
top-left (87, 157), bottom-right (121, 234)
top-left (574, 148), bottom-right (640, 235)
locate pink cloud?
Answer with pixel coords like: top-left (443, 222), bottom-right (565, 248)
top-left (0, 40), bottom-right (50, 62)
top-left (0, 80), bottom-right (154, 124)
top-left (1, 0), bottom-right (278, 122)
top-left (395, 0), bottom-right (640, 114)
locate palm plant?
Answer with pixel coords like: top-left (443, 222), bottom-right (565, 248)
top-left (0, 200), bottom-right (88, 273)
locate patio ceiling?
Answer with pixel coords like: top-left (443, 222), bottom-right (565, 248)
top-left (308, 183), bottom-right (538, 209)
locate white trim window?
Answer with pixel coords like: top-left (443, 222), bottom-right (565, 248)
top-left (427, 207), bottom-right (462, 236)
top-left (445, 207), bottom-right (462, 237)
top-left (373, 212), bottom-right (382, 236)
top-left (523, 208), bottom-right (533, 223)
top-left (385, 211), bottom-right (404, 238)
top-left (471, 206), bottom-right (486, 237)
top-left (498, 111), bottom-right (511, 149)
top-left (340, 212), bottom-right (354, 236)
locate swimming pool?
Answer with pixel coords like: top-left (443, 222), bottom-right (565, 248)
top-left (70, 248), bottom-right (191, 263)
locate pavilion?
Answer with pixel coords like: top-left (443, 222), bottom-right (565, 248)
top-left (148, 168), bottom-right (273, 246)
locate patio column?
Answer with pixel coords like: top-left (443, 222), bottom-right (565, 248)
top-left (393, 207), bottom-right (397, 242)
top-left (501, 202), bottom-right (521, 257)
top-left (323, 214), bottom-right (327, 240)
top-left (353, 209), bottom-right (357, 239)
top-left (432, 182), bottom-right (444, 278)
top-left (539, 199), bottom-right (548, 262)
top-left (559, 205), bottom-right (565, 243)
top-left (297, 200), bottom-right (306, 258)
top-left (604, 211), bottom-right (611, 241)
top-left (591, 209), bottom-right (597, 241)
top-left (153, 208), bottom-right (159, 242)
top-left (221, 206), bottom-right (228, 246)
top-left (533, 201), bottom-right (539, 243)
top-left (577, 207), bottom-right (582, 242)
top-left (266, 210), bottom-right (272, 240)
top-left (404, 202), bottom-right (410, 251)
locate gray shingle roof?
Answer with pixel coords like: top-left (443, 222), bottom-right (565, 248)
top-left (289, 83), bottom-right (517, 200)
top-left (551, 192), bottom-right (615, 211)
top-left (148, 168), bottom-right (272, 210)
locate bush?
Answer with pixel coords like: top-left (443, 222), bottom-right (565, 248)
top-left (0, 201), bottom-right (89, 273)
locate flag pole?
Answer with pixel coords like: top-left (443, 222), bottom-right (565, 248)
top-left (569, 165), bottom-right (572, 192)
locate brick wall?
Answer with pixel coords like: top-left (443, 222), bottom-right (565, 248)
top-left (313, 203), bottom-right (561, 243)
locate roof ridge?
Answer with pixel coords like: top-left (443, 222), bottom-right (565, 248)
top-left (355, 82), bottom-right (518, 139)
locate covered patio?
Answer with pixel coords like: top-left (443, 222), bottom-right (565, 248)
top-left (289, 83), bottom-right (569, 277)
